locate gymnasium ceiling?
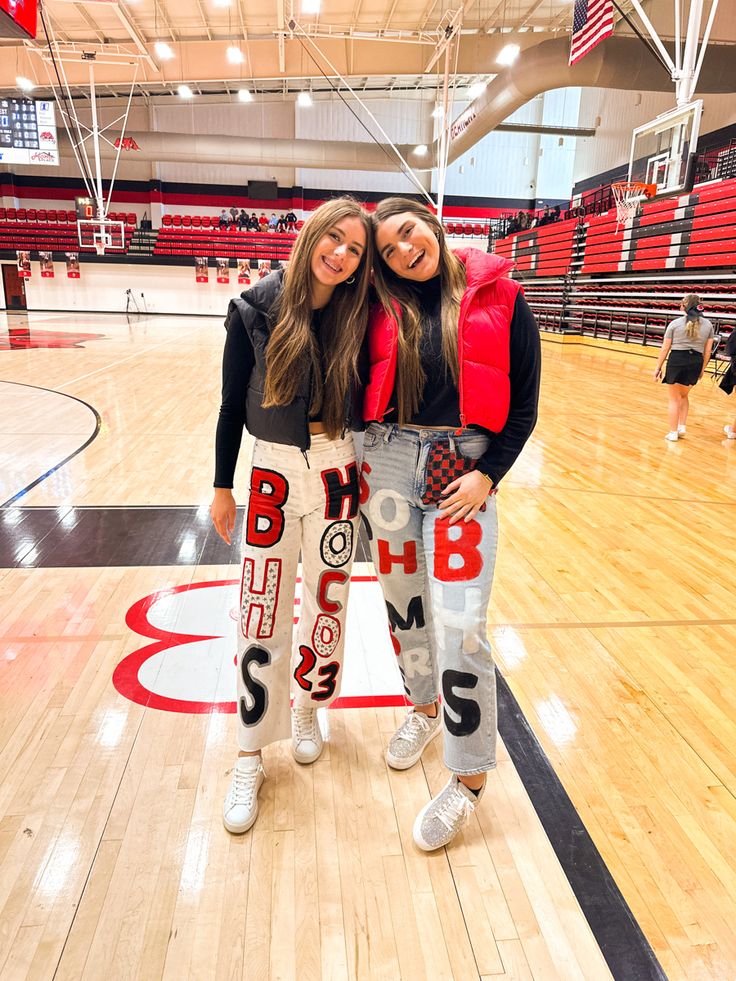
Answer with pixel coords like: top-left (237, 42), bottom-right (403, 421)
top-left (1, 0), bottom-right (734, 102)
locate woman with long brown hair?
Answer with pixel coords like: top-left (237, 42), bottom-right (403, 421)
top-left (361, 197), bottom-right (541, 851)
top-left (653, 293), bottom-right (715, 440)
top-left (210, 198), bottom-right (372, 833)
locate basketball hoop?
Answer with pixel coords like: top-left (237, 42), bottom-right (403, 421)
top-left (612, 181), bottom-right (656, 225)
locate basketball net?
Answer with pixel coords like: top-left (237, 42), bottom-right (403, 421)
top-left (612, 181), bottom-right (654, 225)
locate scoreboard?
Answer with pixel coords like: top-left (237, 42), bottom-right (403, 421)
top-left (0, 98), bottom-right (58, 166)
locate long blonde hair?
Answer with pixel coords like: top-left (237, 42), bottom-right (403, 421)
top-left (263, 198), bottom-right (372, 438)
top-left (681, 292), bottom-right (703, 340)
top-left (372, 197), bottom-right (467, 423)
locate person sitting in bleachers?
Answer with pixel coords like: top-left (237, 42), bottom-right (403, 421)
top-left (507, 215), bottom-right (520, 235)
top-left (258, 213), bottom-right (269, 230)
top-left (538, 206), bottom-right (551, 227)
top-left (247, 213), bottom-right (259, 232)
top-left (219, 209), bottom-right (230, 228)
top-left (238, 209), bottom-right (248, 229)
top-left (230, 205), bottom-right (239, 224)
top-left (276, 213), bottom-right (287, 233)
top-left (268, 213), bottom-right (279, 232)
top-left (552, 205), bottom-right (561, 222)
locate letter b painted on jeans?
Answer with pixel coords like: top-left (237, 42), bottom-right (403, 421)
top-left (246, 467), bottom-right (289, 548)
top-left (434, 520), bottom-right (483, 582)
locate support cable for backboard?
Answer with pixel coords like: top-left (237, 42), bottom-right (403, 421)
top-left (610, 0), bottom-right (671, 74)
top-left (38, 4), bottom-right (95, 201)
top-left (289, 19), bottom-right (435, 207)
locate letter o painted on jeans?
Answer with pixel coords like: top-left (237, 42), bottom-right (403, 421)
top-left (320, 520), bottom-right (354, 568)
top-left (368, 488), bottom-right (411, 532)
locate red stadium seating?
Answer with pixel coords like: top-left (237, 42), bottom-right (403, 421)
top-left (162, 215), bottom-right (172, 226)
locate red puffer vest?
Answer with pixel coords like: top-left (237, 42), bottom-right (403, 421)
top-left (363, 248), bottom-right (518, 432)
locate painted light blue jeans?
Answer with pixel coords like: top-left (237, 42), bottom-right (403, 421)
top-left (360, 423), bottom-right (498, 775)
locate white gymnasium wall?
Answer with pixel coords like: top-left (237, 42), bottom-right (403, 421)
top-left (151, 101), bottom-right (297, 187)
top-left (439, 97), bottom-right (542, 202)
top-left (573, 90), bottom-right (736, 186)
top-left (535, 88), bottom-right (582, 203)
top-left (295, 94), bottom-right (433, 194)
top-left (20, 260), bottom-right (239, 316)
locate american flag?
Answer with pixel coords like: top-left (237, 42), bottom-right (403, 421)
top-left (569, 0), bottom-right (614, 66)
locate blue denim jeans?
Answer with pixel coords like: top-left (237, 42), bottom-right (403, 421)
top-left (361, 423), bottom-right (498, 775)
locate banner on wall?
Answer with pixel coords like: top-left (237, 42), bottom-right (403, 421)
top-left (195, 256), bottom-right (208, 283)
top-left (258, 259), bottom-right (271, 280)
top-left (16, 251), bottom-right (31, 278)
top-left (216, 257), bottom-right (230, 284)
top-left (39, 252), bottom-right (54, 278)
top-left (65, 253), bottom-right (80, 279)
top-left (237, 259), bottom-right (250, 285)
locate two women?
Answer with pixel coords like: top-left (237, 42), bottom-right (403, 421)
top-left (654, 294), bottom-right (714, 440)
top-left (211, 198), bottom-right (372, 833)
top-left (212, 196), bottom-right (541, 850)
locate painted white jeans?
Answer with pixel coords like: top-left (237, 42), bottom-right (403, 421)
top-left (236, 434), bottom-right (359, 752)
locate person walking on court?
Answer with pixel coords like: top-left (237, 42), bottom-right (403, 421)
top-left (362, 197), bottom-right (541, 851)
top-left (718, 327), bottom-right (736, 438)
top-left (210, 198), bottom-right (373, 834)
top-left (653, 294), bottom-right (715, 441)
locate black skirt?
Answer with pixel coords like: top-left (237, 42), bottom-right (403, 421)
top-left (664, 349), bottom-right (703, 386)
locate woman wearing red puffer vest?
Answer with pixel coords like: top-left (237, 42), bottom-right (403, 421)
top-left (361, 197), bottom-right (541, 851)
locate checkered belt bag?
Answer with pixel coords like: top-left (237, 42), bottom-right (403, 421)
top-left (421, 442), bottom-right (493, 508)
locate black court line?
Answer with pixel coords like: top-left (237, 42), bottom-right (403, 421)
top-left (0, 506), bottom-right (372, 568)
top-left (497, 671), bottom-right (667, 981)
top-left (1, 505), bottom-right (669, 976)
top-left (0, 382), bottom-right (102, 509)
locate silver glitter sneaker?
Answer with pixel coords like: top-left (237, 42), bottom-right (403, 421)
top-left (223, 755), bottom-right (265, 834)
top-left (386, 708), bottom-right (442, 770)
top-left (291, 705), bottom-right (324, 764)
top-left (413, 775), bottom-right (485, 851)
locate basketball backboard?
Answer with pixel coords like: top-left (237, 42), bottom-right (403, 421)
top-left (78, 219), bottom-right (125, 255)
top-left (629, 100), bottom-right (702, 197)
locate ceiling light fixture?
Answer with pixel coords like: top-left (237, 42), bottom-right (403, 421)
top-left (496, 44), bottom-right (520, 66)
top-left (297, 91), bottom-right (313, 107)
top-left (467, 81), bottom-right (487, 100)
top-left (302, 0), bottom-right (320, 12)
top-left (413, 144), bottom-right (428, 156)
top-left (227, 45), bottom-right (244, 64)
top-left (155, 42), bottom-right (174, 60)
top-left (16, 76), bottom-right (35, 92)
top-left (238, 88), bottom-right (253, 102)
top-left (177, 84), bottom-right (194, 99)
top-left (432, 106), bottom-right (444, 118)
top-left (213, 0), bottom-right (231, 7)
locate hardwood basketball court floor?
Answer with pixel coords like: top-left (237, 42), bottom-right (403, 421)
top-left (1, 310), bottom-right (735, 980)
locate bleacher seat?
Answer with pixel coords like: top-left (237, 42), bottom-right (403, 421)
top-left (162, 215), bottom-right (172, 226)
top-left (192, 216), bottom-right (201, 227)
top-left (6, 208), bottom-right (16, 220)
top-left (182, 215), bottom-right (192, 227)
top-left (17, 208), bottom-right (27, 221)
top-left (173, 215), bottom-right (182, 227)
top-left (47, 210), bottom-right (57, 222)
top-left (202, 216), bottom-right (212, 228)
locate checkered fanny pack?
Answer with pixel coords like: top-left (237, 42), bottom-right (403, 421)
top-left (421, 442), bottom-right (491, 508)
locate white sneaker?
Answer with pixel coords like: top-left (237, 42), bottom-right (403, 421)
top-left (665, 431), bottom-right (679, 441)
top-left (223, 756), bottom-right (265, 834)
top-left (386, 708), bottom-right (442, 770)
top-left (677, 425), bottom-right (686, 436)
top-left (413, 775), bottom-right (485, 851)
top-left (291, 705), bottom-right (324, 764)
top-left (724, 425), bottom-right (736, 440)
